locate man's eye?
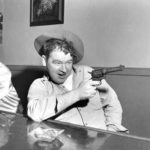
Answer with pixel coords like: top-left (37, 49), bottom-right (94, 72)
top-left (67, 61), bottom-right (73, 64)
top-left (54, 61), bottom-right (62, 64)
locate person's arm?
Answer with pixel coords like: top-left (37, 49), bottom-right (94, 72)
top-left (27, 77), bottom-right (99, 122)
top-left (0, 62), bottom-right (11, 99)
top-left (0, 83), bottom-right (20, 113)
top-left (0, 62), bottom-right (20, 113)
top-left (98, 79), bottom-right (128, 132)
top-left (27, 79), bottom-right (81, 122)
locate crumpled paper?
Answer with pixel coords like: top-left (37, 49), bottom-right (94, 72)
top-left (29, 126), bottom-right (64, 142)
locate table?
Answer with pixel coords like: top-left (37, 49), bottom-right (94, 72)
top-left (0, 111), bottom-right (150, 150)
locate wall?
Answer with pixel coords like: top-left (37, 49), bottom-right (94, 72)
top-left (1, 0), bottom-right (150, 68)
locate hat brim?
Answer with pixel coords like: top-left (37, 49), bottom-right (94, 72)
top-left (34, 29), bottom-right (84, 64)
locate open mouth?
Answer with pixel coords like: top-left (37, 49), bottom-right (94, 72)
top-left (58, 73), bottom-right (67, 79)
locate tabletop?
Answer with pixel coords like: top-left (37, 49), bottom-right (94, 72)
top-left (0, 111), bottom-right (150, 150)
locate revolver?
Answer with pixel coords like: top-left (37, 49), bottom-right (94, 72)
top-left (90, 65), bottom-right (125, 81)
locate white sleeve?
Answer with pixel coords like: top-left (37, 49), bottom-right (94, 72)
top-left (0, 62), bottom-right (11, 99)
top-left (27, 79), bottom-right (80, 122)
top-left (0, 62), bottom-right (20, 113)
top-left (99, 79), bottom-right (128, 132)
top-left (27, 79), bottom-right (57, 122)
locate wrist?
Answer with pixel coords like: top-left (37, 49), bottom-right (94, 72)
top-left (72, 89), bottom-right (80, 101)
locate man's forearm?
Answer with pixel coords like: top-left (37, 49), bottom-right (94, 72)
top-left (56, 89), bottom-right (80, 112)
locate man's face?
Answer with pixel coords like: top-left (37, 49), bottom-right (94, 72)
top-left (46, 48), bottom-right (73, 84)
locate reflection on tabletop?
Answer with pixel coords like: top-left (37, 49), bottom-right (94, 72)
top-left (0, 112), bottom-right (16, 148)
top-left (27, 120), bottom-right (110, 150)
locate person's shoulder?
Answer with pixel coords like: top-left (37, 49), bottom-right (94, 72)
top-left (28, 76), bottom-right (51, 93)
top-left (30, 76), bottom-right (49, 86)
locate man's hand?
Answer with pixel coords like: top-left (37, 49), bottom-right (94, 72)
top-left (75, 79), bottom-right (101, 100)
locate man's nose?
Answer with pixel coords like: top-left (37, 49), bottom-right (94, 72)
top-left (60, 64), bottom-right (67, 72)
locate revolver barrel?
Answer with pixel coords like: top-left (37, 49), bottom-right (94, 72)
top-left (91, 65), bottom-right (125, 80)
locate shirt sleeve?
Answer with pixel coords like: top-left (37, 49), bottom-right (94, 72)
top-left (0, 62), bottom-right (20, 113)
top-left (27, 78), bottom-right (80, 122)
top-left (0, 83), bottom-right (20, 113)
top-left (0, 62), bottom-right (11, 99)
top-left (99, 79), bottom-right (128, 132)
top-left (27, 79), bottom-right (57, 122)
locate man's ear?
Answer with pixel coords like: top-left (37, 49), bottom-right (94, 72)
top-left (41, 55), bottom-right (46, 66)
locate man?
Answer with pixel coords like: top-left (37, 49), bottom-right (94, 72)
top-left (0, 62), bottom-right (20, 113)
top-left (27, 30), bottom-right (128, 132)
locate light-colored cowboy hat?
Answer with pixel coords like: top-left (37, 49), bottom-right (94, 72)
top-left (34, 29), bottom-right (84, 64)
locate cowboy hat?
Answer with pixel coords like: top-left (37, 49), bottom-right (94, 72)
top-left (34, 29), bottom-right (84, 64)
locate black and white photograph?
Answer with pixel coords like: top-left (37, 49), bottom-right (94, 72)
top-left (1, 0), bottom-right (150, 150)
